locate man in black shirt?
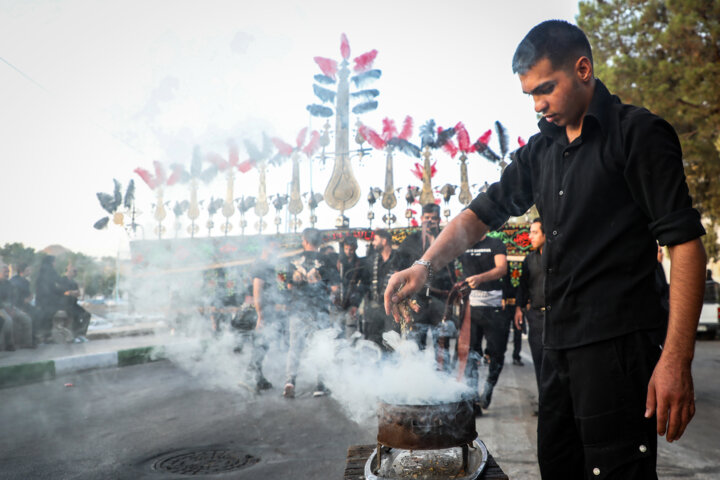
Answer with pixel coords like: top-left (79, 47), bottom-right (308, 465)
top-left (58, 265), bottom-right (92, 341)
top-left (396, 203), bottom-right (456, 350)
top-left (386, 20), bottom-right (706, 479)
top-left (515, 218), bottom-right (546, 389)
top-left (283, 228), bottom-right (339, 398)
top-left (362, 230), bottom-right (400, 348)
top-left (336, 236), bottom-right (368, 338)
top-left (458, 233), bottom-right (507, 413)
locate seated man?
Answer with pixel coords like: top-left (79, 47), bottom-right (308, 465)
top-left (0, 265), bottom-right (33, 349)
top-left (58, 265), bottom-right (92, 342)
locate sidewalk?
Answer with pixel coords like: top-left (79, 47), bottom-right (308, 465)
top-left (0, 321), bottom-right (187, 388)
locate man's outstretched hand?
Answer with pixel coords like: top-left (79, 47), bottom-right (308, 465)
top-left (645, 353), bottom-right (695, 442)
top-left (384, 264), bottom-right (427, 323)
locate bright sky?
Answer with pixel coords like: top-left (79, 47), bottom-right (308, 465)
top-left (0, 0), bottom-right (580, 258)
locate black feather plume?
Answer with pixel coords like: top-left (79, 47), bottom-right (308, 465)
top-left (313, 84), bottom-right (336, 103)
top-left (435, 127), bottom-right (456, 148)
top-left (112, 179), bottom-right (122, 210)
top-left (351, 89), bottom-right (379, 101)
top-left (495, 121), bottom-right (509, 159)
top-left (351, 69), bottom-right (381, 88)
top-left (124, 179), bottom-right (135, 209)
top-left (97, 192), bottom-right (116, 214)
top-left (307, 104), bottom-right (334, 118)
top-left (93, 217), bottom-right (110, 230)
top-left (387, 138), bottom-right (421, 158)
top-left (419, 120), bottom-right (437, 149)
top-left (478, 146), bottom-right (502, 163)
top-left (352, 101), bottom-right (378, 114)
top-left (314, 74), bottom-right (336, 85)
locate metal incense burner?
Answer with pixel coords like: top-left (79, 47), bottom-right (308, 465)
top-left (365, 400), bottom-right (488, 480)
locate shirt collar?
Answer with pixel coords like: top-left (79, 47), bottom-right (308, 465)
top-left (537, 79), bottom-right (618, 142)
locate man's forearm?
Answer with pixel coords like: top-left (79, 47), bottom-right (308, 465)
top-left (666, 238), bottom-right (706, 361)
top-left (421, 209), bottom-right (489, 271)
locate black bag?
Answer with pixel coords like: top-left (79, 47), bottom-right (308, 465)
top-left (230, 304), bottom-right (257, 331)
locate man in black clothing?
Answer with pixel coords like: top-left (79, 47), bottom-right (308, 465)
top-left (458, 233), bottom-right (508, 412)
top-left (0, 265), bottom-right (33, 349)
top-left (58, 265), bottom-right (92, 341)
top-left (386, 20), bottom-right (706, 479)
top-left (362, 230), bottom-right (400, 348)
top-left (336, 236), bottom-right (368, 338)
top-left (283, 228), bottom-right (339, 398)
top-left (396, 203), bottom-right (456, 350)
top-left (515, 218), bottom-right (546, 389)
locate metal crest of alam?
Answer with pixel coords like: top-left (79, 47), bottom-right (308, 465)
top-left (98, 34), bottom-right (528, 240)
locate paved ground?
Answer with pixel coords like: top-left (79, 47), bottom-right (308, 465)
top-left (0, 329), bottom-right (718, 479)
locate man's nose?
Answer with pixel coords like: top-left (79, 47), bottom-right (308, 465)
top-left (533, 96), bottom-right (547, 114)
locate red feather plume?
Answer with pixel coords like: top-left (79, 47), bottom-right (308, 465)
top-left (295, 127), bottom-right (308, 149)
top-left (381, 118), bottom-right (397, 141)
top-left (134, 167), bottom-right (156, 190)
top-left (228, 141), bottom-right (239, 166)
top-left (455, 122), bottom-right (471, 153)
top-left (206, 152), bottom-right (229, 171)
top-left (411, 163), bottom-right (423, 180)
top-left (340, 33), bottom-right (350, 59)
top-left (410, 218), bottom-right (419, 227)
top-left (442, 139), bottom-right (459, 158)
top-left (166, 165), bottom-right (183, 186)
top-left (398, 116), bottom-right (413, 140)
top-left (518, 136), bottom-right (526, 147)
top-left (359, 124), bottom-right (386, 150)
top-left (271, 137), bottom-right (294, 157)
top-left (153, 161), bottom-right (166, 185)
top-left (313, 56), bottom-right (337, 80)
top-left (478, 129), bottom-right (492, 145)
top-left (353, 49), bottom-right (377, 73)
top-left (302, 130), bottom-right (321, 156)
top-left (237, 159), bottom-right (255, 173)
top-left (429, 161), bottom-right (437, 178)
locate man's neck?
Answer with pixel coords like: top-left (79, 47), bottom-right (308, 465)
top-left (381, 246), bottom-right (392, 262)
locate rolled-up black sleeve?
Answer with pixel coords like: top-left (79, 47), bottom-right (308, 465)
top-left (623, 111), bottom-right (705, 246)
top-left (468, 143), bottom-right (536, 230)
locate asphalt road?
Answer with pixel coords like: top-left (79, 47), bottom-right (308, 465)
top-left (0, 338), bottom-right (718, 479)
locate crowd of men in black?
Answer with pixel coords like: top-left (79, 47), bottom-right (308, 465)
top-left (201, 203), bottom-right (538, 413)
top-left (0, 256), bottom-right (91, 351)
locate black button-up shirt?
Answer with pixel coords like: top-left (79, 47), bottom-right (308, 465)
top-left (468, 80), bottom-right (705, 348)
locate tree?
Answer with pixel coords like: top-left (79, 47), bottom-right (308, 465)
top-left (578, 0), bottom-right (720, 259)
top-left (0, 243), bottom-right (37, 270)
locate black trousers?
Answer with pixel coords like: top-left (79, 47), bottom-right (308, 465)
top-left (465, 306), bottom-right (508, 392)
top-left (525, 308), bottom-right (545, 388)
top-left (538, 330), bottom-right (661, 479)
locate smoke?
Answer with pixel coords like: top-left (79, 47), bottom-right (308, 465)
top-left (126, 236), bottom-right (472, 426)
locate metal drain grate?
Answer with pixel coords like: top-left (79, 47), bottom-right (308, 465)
top-left (153, 449), bottom-right (259, 475)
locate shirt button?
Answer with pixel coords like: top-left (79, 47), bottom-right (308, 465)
top-left (563, 151), bottom-right (570, 157)
top-left (593, 467), bottom-right (600, 476)
top-left (639, 444), bottom-right (647, 453)
top-left (547, 268), bottom-right (553, 274)
top-left (559, 190), bottom-right (564, 196)
top-left (546, 305), bottom-right (552, 311)
top-left (552, 230), bottom-right (558, 236)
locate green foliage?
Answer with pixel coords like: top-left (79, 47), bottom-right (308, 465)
top-left (0, 243), bottom-right (37, 270)
top-left (578, 0), bottom-right (720, 259)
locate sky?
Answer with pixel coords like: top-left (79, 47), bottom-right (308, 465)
top-left (0, 0), bottom-right (580, 258)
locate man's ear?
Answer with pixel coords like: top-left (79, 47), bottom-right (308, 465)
top-left (575, 56), bottom-right (593, 83)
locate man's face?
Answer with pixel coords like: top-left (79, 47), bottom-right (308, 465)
top-left (372, 235), bottom-right (386, 250)
top-left (67, 267), bottom-right (77, 279)
top-left (529, 222), bottom-right (546, 250)
top-left (421, 212), bottom-right (440, 234)
top-left (519, 57), bottom-right (586, 129)
top-left (343, 244), bottom-right (357, 259)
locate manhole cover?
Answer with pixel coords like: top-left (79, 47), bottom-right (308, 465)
top-left (153, 449), bottom-right (259, 475)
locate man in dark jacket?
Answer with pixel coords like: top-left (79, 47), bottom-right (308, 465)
top-left (58, 264), bottom-right (92, 341)
top-left (362, 230), bottom-right (400, 348)
top-left (336, 236), bottom-right (368, 338)
top-left (386, 20), bottom-right (706, 479)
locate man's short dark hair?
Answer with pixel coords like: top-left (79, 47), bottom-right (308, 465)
top-left (341, 236), bottom-right (358, 248)
top-left (531, 217), bottom-right (544, 234)
top-left (374, 229), bottom-right (392, 242)
top-left (302, 228), bottom-right (322, 247)
top-left (421, 203), bottom-right (440, 216)
top-left (15, 262), bottom-right (28, 274)
top-left (512, 20), bottom-right (593, 75)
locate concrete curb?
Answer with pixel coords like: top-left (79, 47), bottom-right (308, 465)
top-left (0, 345), bottom-right (168, 389)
